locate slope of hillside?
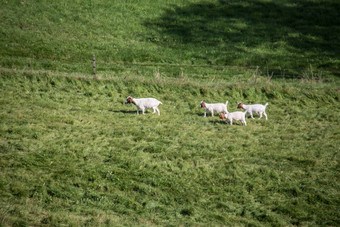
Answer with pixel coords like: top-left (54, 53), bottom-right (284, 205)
top-left (0, 69), bottom-right (339, 226)
top-left (1, 0), bottom-right (339, 225)
top-left (0, 0), bottom-right (339, 78)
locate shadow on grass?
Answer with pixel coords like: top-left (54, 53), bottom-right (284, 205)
top-left (144, 0), bottom-right (340, 76)
top-left (109, 110), bottom-right (137, 114)
top-left (209, 120), bottom-right (225, 125)
top-left (109, 110), bottom-right (162, 115)
top-left (210, 120), bottom-right (246, 126)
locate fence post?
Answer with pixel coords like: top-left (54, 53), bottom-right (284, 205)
top-left (254, 66), bottom-right (259, 84)
top-left (93, 55), bottom-right (96, 79)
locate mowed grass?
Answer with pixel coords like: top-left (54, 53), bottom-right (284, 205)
top-left (0, 69), bottom-right (339, 226)
top-left (0, 0), bottom-right (339, 78)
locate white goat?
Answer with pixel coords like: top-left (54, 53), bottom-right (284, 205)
top-left (237, 102), bottom-right (268, 120)
top-left (219, 112), bottom-right (247, 126)
top-left (200, 101), bottom-right (229, 117)
top-left (125, 96), bottom-right (162, 115)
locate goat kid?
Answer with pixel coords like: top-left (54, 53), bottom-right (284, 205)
top-left (219, 112), bottom-right (247, 126)
top-left (237, 102), bottom-right (268, 120)
top-left (200, 101), bottom-right (228, 117)
top-left (125, 96), bottom-right (162, 115)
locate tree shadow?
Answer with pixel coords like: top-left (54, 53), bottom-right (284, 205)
top-left (144, 0), bottom-right (340, 76)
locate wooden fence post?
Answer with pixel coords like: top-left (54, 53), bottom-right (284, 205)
top-left (93, 55), bottom-right (96, 79)
top-left (254, 66), bottom-right (259, 84)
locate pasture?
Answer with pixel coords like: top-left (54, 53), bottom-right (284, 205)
top-left (0, 0), bottom-right (339, 226)
top-left (1, 69), bottom-right (339, 226)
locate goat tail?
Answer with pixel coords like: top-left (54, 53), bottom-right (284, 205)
top-left (264, 102), bottom-right (269, 107)
top-left (225, 100), bottom-right (229, 105)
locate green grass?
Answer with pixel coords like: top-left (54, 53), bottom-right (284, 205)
top-left (0, 0), bottom-right (339, 78)
top-left (0, 0), bottom-right (340, 225)
top-left (0, 69), bottom-right (339, 226)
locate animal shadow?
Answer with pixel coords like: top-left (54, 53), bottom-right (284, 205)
top-left (209, 120), bottom-right (226, 125)
top-left (109, 110), bottom-right (136, 114)
top-left (209, 120), bottom-right (245, 126)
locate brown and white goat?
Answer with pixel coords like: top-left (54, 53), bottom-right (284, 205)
top-left (237, 102), bottom-right (268, 120)
top-left (219, 112), bottom-right (247, 126)
top-left (125, 96), bottom-right (163, 115)
top-left (200, 101), bottom-right (229, 117)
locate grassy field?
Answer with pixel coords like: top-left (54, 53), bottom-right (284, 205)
top-left (0, 0), bottom-right (340, 226)
top-left (0, 0), bottom-right (339, 78)
top-left (1, 69), bottom-right (339, 226)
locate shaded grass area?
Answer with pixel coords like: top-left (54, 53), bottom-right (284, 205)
top-left (0, 70), bottom-right (339, 226)
top-left (145, 0), bottom-right (340, 72)
top-left (0, 0), bottom-right (339, 78)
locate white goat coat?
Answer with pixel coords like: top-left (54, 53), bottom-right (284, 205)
top-left (201, 101), bottom-right (229, 117)
top-left (240, 103), bottom-right (268, 120)
top-left (127, 97), bottom-right (162, 115)
top-left (225, 111), bottom-right (247, 126)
